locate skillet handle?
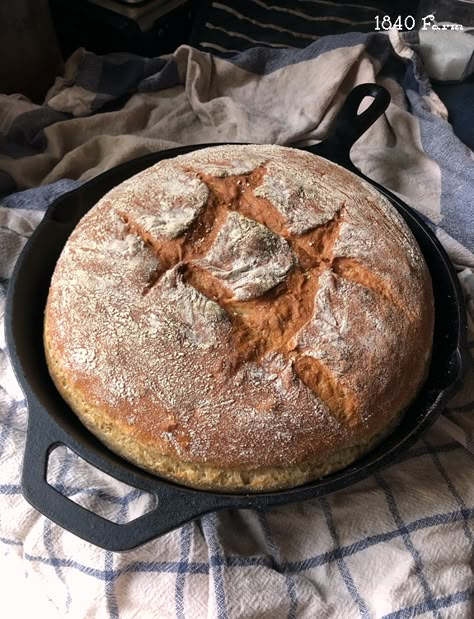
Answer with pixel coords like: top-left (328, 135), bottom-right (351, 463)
top-left (22, 403), bottom-right (234, 551)
top-left (304, 83), bottom-right (390, 165)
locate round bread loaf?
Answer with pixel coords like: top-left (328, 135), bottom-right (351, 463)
top-left (44, 144), bottom-right (434, 492)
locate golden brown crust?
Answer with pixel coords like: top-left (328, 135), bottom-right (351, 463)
top-left (44, 145), bottom-right (434, 491)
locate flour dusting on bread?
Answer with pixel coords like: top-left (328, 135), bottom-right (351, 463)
top-left (199, 211), bottom-right (295, 300)
top-left (44, 144), bottom-right (434, 492)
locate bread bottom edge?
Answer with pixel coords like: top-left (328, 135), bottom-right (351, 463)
top-left (44, 337), bottom-right (409, 493)
top-left (69, 404), bottom-right (405, 493)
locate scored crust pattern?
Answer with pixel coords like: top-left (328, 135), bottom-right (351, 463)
top-left (44, 145), bottom-right (434, 491)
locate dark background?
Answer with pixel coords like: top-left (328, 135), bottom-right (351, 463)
top-left (49, 0), bottom-right (420, 58)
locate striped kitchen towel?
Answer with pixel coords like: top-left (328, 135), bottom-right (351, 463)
top-left (1, 29), bottom-right (474, 618)
top-left (191, 0), bottom-right (416, 54)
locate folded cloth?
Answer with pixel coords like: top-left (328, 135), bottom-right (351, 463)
top-left (1, 31), bottom-right (474, 618)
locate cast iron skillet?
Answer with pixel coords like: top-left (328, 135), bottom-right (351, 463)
top-left (5, 84), bottom-right (467, 551)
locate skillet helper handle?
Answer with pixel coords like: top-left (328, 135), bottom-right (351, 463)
top-left (305, 83), bottom-right (390, 165)
top-left (22, 404), bottom-right (232, 551)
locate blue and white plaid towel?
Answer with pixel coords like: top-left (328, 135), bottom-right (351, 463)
top-left (1, 30), bottom-right (474, 618)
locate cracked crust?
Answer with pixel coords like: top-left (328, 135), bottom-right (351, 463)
top-left (44, 144), bottom-right (434, 492)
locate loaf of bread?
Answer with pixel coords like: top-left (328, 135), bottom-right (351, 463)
top-left (44, 145), bottom-right (434, 492)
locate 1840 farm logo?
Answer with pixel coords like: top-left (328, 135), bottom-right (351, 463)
top-left (375, 15), bottom-right (464, 31)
